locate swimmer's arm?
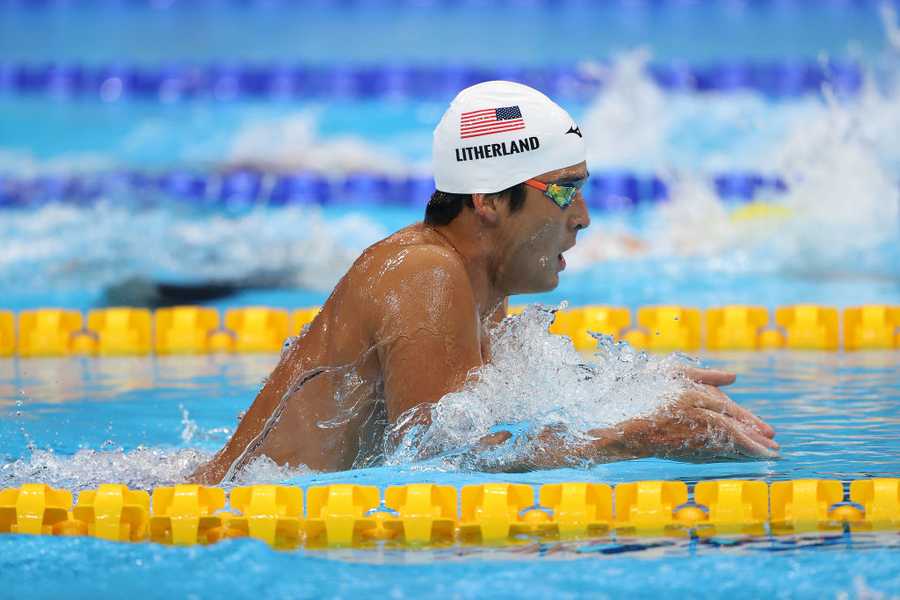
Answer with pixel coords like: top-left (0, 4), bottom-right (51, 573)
top-left (374, 245), bottom-right (484, 427)
top-left (469, 427), bottom-right (635, 472)
top-left (475, 384), bottom-right (779, 471)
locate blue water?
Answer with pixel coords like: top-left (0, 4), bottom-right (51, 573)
top-left (1, 350), bottom-right (899, 597)
top-left (0, 2), bottom-right (891, 64)
top-left (3, 351), bottom-right (899, 485)
top-left (2, 535), bottom-right (899, 599)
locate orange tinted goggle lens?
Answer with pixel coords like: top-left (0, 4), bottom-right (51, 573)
top-left (528, 178), bottom-right (586, 209)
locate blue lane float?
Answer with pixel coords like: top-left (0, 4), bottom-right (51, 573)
top-left (0, 60), bottom-right (863, 100)
top-left (0, 170), bottom-right (791, 210)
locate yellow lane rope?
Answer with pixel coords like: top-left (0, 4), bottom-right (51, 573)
top-left (1, 304), bottom-right (898, 357)
top-left (1, 479), bottom-right (898, 548)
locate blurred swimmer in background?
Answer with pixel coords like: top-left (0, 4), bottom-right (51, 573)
top-left (192, 81), bottom-right (777, 483)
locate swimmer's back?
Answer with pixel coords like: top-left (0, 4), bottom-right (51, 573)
top-left (314, 223), bottom-right (470, 351)
top-left (189, 223), bottom-right (478, 480)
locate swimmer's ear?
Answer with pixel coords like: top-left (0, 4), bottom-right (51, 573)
top-left (471, 193), bottom-right (501, 225)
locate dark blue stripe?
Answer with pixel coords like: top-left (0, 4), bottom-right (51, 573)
top-left (0, 170), bottom-right (798, 210)
top-left (0, 60), bottom-right (864, 100)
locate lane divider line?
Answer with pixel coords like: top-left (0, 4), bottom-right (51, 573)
top-left (2, 304), bottom-right (897, 357)
top-left (1, 479), bottom-right (897, 548)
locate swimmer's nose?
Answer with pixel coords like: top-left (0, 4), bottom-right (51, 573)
top-left (569, 192), bottom-right (591, 232)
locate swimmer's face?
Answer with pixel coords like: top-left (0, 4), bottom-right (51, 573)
top-left (495, 161), bottom-right (591, 294)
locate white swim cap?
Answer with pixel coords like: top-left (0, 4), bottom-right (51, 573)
top-left (432, 80), bottom-right (586, 194)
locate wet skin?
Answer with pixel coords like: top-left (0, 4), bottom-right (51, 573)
top-left (191, 161), bottom-right (778, 483)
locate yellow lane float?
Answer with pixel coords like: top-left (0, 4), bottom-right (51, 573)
top-left (843, 306), bottom-right (900, 351)
top-left (692, 480), bottom-right (768, 536)
top-left (614, 480), bottom-right (688, 535)
top-left (0, 304), bottom-right (897, 356)
top-left (223, 307), bottom-right (290, 353)
top-left (775, 305), bottom-right (840, 351)
top-left (632, 306), bottom-right (702, 352)
top-left (538, 482), bottom-right (613, 537)
top-left (304, 484), bottom-right (380, 546)
top-left (155, 306), bottom-right (220, 354)
top-left (382, 483), bottom-right (457, 545)
top-left (73, 483), bottom-right (150, 542)
top-left (1, 479), bottom-right (898, 548)
top-left (705, 306), bottom-right (770, 351)
top-left (0, 483), bottom-right (72, 535)
top-left (0, 310), bottom-right (13, 357)
top-left (86, 307), bottom-right (153, 356)
top-left (849, 478), bottom-right (900, 530)
top-left (16, 309), bottom-right (84, 357)
top-left (549, 306), bottom-right (631, 350)
top-left (458, 483), bottom-right (537, 543)
top-left (227, 484), bottom-right (303, 548)
top-left (149, 484), bottom-right (226, 545)
top-left (770, 479), bottom-right (844, 534)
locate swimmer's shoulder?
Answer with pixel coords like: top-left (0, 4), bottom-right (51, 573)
top-left (351, 223), bottom-right (467, 283)
top-left (336, 225), bottom-right (477, 340)
top-left (343, 225), bottom-right (472, 319)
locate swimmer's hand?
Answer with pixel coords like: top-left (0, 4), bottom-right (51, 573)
top-left (475, 377), bottom-right (777, 471)
top-left (679, 366), bottom-right (738, 387)
top-left (592, 381), bottom-right (779, 461)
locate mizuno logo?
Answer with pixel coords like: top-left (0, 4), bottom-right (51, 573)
top-left (566, 125), bottom-right (582, 138)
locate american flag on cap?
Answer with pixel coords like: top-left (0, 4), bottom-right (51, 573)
top-left (459, 105), bottom-right (525, 139)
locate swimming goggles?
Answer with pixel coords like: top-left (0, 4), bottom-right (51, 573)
top-left (523, 177), bottom-right (587, 209)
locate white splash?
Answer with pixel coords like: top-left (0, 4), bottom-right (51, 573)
top-left (386, 304), bottom-right (691, 467)
top-left (578, 50), bottom-right (823, 173)
top-left (570, 37), bottom-right (900, 277)
top-left (179, 404), bottom-right (199, 444)
top-left (580, 49), bottom-right (671, 168)
top-left (0, 149), bottom-right (114, 178)
top-left (0, 447), bottom-right (210, 493)
top-left (228, 455), bottom-right (312, 486)
top-left (881, 1), bottom-right (900, 52)
top-left (0, 202), bottom-right (386, 293)
top-left (227, 112), bottom-right (412, 176)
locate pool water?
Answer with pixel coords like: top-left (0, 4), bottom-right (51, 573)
top-left (1, 349), bottom-right (899, 597)
top-left (3, 350), bottom-right (899, 488)
top-left (2, 53), bottom-right (898, 311)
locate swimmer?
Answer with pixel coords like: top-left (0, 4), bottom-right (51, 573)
top-left (191, 81), bottom-right (777, 483)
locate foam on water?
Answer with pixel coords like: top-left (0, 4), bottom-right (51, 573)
top-left (579, 49), bottom-right (825, 173)
top-left (651, 71), bottom-right (899, 273)
top-left (0, 447), bottom-right (210, 493)
top-left (0, 447), bottom-right (314, 493)
top-left (0, 149), bottom-right (115, 178)
top-left (570, 35), bottom-right (900, 278)
top-left (0, 202), bottom-right (386, 293)
top-left (386, 304), bottom-right (691, 469)
top-left (579, 50), bottom-right (671, 168)
top-left (226, 111), bottom-right (414, 176)
top-left (1, 409), bottom-right (312, 491)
